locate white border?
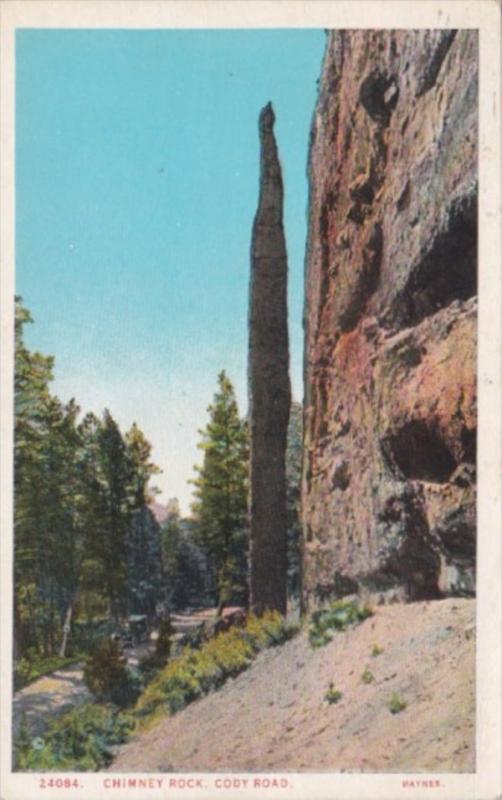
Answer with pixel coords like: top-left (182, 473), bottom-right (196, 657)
top-left (1, 2), bottom-right (501, 799)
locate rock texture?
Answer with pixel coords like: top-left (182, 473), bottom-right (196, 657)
top-left (302, 31), bottom-right (477, 607)
top-left (249, 103), bottom-right (291, 615)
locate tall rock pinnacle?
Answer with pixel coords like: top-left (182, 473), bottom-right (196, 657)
top-left (248, 101), bottom-right (291, 616)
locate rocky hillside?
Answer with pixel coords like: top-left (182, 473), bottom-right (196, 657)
top-left (110, 598), bottom-right (475, 772)
top-left (302, 31), bottom-right (477, 607)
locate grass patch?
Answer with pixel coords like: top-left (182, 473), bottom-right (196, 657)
top-left (13, 703), bottom-right (133, 771)
top-left (14, 654), bottom-right (84, 692)
top-left (324, 683), bottom-right (342, 705)
top-left (371, 644), bottom-right (384, 657)
top-left (361, 666), bottom-right (375, 684)
top-left (309, 599), bottom-right (373, 648)
top-left (135, 610), bottom-right (298, 727)
top-left (388, 692), bottom-right (407, 714)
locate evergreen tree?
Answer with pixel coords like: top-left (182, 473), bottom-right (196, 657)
top-left (125, 422), bottom-right (161, 506)
top-left (190, 371), bottom-right (249, 608)
top-left (14, 299), bottom-right (84, 656)
top-left (94, 410), bottom-right (132, 621)
top-left (126, 507), bottom-right (163, 616)
top-left (161, 505), bottom-right (217, 611)
top-left (14, 299), bottom-right (165, 658)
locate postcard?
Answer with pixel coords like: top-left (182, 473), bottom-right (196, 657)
top-left (0, 2), bottom-right (500, 799)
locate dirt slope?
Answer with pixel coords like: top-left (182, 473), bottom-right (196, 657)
top-left (110, 598), bottom-right (475, 773)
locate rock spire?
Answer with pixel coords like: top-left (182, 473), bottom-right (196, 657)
top-left (248, 101), bottom-right (291, 615)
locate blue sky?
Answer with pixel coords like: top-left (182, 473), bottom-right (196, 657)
top-left (16, 29), bottom-right (325, 512)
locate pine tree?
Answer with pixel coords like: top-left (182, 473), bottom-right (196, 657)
top-left (161, 504), bottom-right (217, 611)
top-left (190, 371), bottom-right (249, 608)
top-left (13, 299), bottom-right (165, 657)
top-left (14, 298), bottom-right (85, 656)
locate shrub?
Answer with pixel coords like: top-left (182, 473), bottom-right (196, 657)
top-left (179, 625), bottom-right (207, 651)
top-left (83, 638), bottom-right (140, 708)
top-left (244, 611), bottom-right (299, 652)
top-left (156, 616), bottom-right (175, 659)
top-left (309, 599), bottom-right (373, 648)
top-left (371, 644), bottom-right (384, 657)
top-left (14, 712), bottom-right (31, 764)
top-left (14, 703), bottom-right (133, 771)
top-left (138, 617), bottom-right (175, 685)
top-left (186, 649), bottom-right (223, 692)
top-left (361, 666), bottom-right (375, 684)
top-left (324, 682), bottom-right (342, 705)
top-left (204, 630), bottom-right (253, 676)
top-left (138, 652), bottom-right (166, 684)
top-left (388, 692), bottom-right (407, 714)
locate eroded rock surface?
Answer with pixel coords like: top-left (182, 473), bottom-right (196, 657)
top-left (302, 30), bottom-right (477, 606)
top-left (249, 103), bottom-right (291, 615)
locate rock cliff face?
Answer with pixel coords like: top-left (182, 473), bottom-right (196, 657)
top-left (302, 30), bottom-right (477, 607)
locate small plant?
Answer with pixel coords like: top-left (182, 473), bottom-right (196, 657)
top-left (324, 682), bottom-right (342, 705)
top-left (13, 711), bottom-right (31, 766)
top-left (371, 644), bottom-right (384, 657)
top-left (309, 599), bottom-right (373, 648)
top-left (388, 692), bottom-right (407, 714)
top-left (361, 666), bottom-right (375, 684)
top-left (138, 615), bottom-right (176, 684)
top-left (156, 615), bottom-right (175, 659)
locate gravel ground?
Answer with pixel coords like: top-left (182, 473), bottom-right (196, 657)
top-left (110, 598), bottom-right (475, 773)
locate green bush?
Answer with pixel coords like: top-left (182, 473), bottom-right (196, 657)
top-left (371, 644), bottom-right (384, 657)
top-left (204, 629), bottom-right (254, 675)
top-left (324, 682), bottom-right (342, 705)
top-left (388, 692), bottom-right (407, 714)
top-left (14, 703), bottom-right (133, 771)
top-left (83, 638), bottom-right (140, 708)
top-left (137, 618), bottom-right (175, 685)
top-left (361, 666), bottom-right (375, 684)
top-left (309, 599), bottom-right (373, 648)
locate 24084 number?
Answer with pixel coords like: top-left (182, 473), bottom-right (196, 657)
top-left (39, 778), bottom-right (82, 789)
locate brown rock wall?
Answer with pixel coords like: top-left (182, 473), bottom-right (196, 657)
top-left (302, 30), bottom-right (477, 607)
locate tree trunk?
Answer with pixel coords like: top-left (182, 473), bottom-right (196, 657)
top-left (248, 102), bottom-right (291, 616)
top-left (59, 601), bottom-right (74, 658)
